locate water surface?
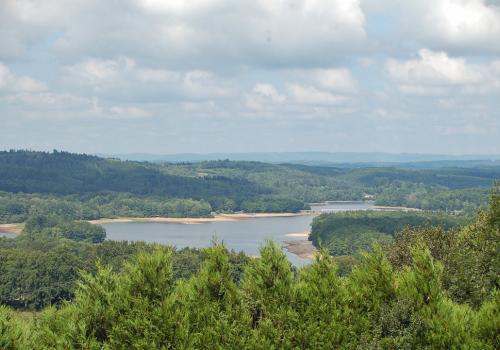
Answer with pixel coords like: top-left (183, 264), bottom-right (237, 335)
top-left (103, 201), bottom-right (374, 266)
top-left (0, 232), bottom-right (17, 239)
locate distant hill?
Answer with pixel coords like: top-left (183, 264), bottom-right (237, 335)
top-left (1, 150), bottom-right (498, 213)
top-left (0, 150), bottom-right (268, 199)
top-left (102, 152), bottom-right (500, 165)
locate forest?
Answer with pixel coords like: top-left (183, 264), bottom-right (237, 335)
top-left (0, 235), bottom-right (248, 311)
top-left (0, 150), bottom-right (498, 225)
top-left (309, 211), bottom-right (467, 257)
top-left (0, 186), bottom-right (498, 349)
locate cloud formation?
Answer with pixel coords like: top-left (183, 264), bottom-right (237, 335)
top-left (0, 64), bottom-right (47, 93)
top-left (419, 0), bottom-right (500, 52)
top-left (387, 49), bottom-right (500, 95)
top-left (0, 0), bottom-right (367, 67)
top-left (0, 0), bottom-right (499, 154)
top-left (362, 0), bottom-right (500, 53)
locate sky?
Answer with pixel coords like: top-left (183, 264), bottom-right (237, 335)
top-left (0, 0), bottom-right (499, 155)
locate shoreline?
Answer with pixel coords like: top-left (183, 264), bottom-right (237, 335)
top-left (310, 200), bottom-right (421, 212)
top-left (0, 223), bottom-right (23, 235)
top-left (373, 205), bottom-right (421, 212)
top-left (89, 212), bottom-right (308, 225)
top-left (0, 203), bottom-right (421, 235)
top-left (284, 231), bottom-right (309, 238)
top-left (283, 233), bottom-right (315, 260)
top-left (309, 200), bottom-right (375, 205)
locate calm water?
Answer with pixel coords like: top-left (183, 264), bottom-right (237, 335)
top-left (103, 201), bottom-right (374, 266)
top-left (0, 231), bottom-right (17, 238)
top-left (0, 232), bottom-right (17, 239)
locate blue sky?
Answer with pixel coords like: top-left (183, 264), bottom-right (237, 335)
top-left (1, 0), bottom-right (499, 154)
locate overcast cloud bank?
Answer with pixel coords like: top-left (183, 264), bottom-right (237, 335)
top-left (0, 0), bottom-right (499, 154)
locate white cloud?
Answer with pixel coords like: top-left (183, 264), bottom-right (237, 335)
top-left (385, 49), bottom-right (500, 95)
top-left (287, 84), bottom-right (347, 105)
top-left (182, 70), bottom-right (231, 97)
top-left (0, 0), bottom-right (367, 67)
top-left (0, 0), bottom-right (499, 154)
top-left (253, 84), bottom-right (286, 103)
top-left (369, 108), bottom-right (410, 121)
top-left (67, 57), bottom-right (134, 83)
top-left (244, 83), bottom-right (286, 110)
top-left (492, 59), bottom-right (500, 87)
top-left (0, 63), bottom-right (47, 93)
top-left (63, 57), bottom-right (231, 99)
top-left (422, 0), bottom-right (500, 50)
top-left (137, 0), bottom-right (224, 15)
top-left (312, 68), bottom-right (358, 93)
top-left (135, 68), bottom-right (179, 83)
top-left (1, 91), bottom-right (152, 121)
top-left (397, 85), bottom-right (448, 96)
top-left (387, 49), bottom-right (482, 86)
top-left (0, 1), bottom-right (65, 59)
top-left (245, 80), bottom-right (351, 112)
top-left (1, 92), bottom-right (95, 120)
top-left (362, 0), bottom-right (500, 53)
top-left (108, 105), bottom-right (150, 119)
top-left (181, 100), bottom-right (220, 115)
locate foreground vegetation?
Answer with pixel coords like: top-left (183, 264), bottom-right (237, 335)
top-left (0, 237), bottom-right (248, 311)
top-left (0, 213), bottom-right (250, 310)
top-left (0, 186), bottom-right (498, 349)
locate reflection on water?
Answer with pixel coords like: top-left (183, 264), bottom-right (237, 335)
top-left (103, 202), bottom-right (374, 267)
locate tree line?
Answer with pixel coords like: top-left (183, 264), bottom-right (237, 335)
top-left (1, 150), bottom-right (497, 223)
top-left (0, 236), bottom-right (248, 310)
top-left (309, 210), bottom-right (466, 257)
top-left (0, 192), bottom-right (214, 223)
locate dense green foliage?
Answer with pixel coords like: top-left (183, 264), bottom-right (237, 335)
top-left (0, 240), bottom-right (497, 348)
top-left (344, 166), bottom-right (497, 211)
top-left (0, 237), bottom-right (248, 310)
top-left (167, 160), bottom-right (365, 203)
top-left (353, 166), bottom-right (498, 189)
top-left (1, 150), bottom-right (498, 348)
top-left (0, 151), bottom-right (265, 199)
top-left (0, 151), bottom-right (312, 218)
top-left (309, 210), bottom-right (465, 256)
top-left (0, 150), bottom-right (497, 224)
top-left (0, 191), bottom-right (213, 223)
top-left (374, 182), bottom-right (490, 211)
top-left (0, 187), bottom-right (497, 348)
top-left (173, 160), bottom-right (498, 210)
top-left (386, 184), bottom-right (500, 307)
top-left (239, 195), bottom-right (306, 213)
top-left (22, 215), bottom-right (106, 243)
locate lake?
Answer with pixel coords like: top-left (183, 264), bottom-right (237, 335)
top-left (103, 201), bottom-right (374, 266)
top-left (0, 232), bottom-right (17, 239)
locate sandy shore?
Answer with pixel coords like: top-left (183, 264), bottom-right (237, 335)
top-left (284, 238), bottom-right (315, 260)
top-left (310, 200), bottom-right (374, 205)
top-left (284, 231), bottom-right (310, 238)
top-left (283, 231), bottom-right (315, 259)
top-left (373, 206), bottom-right (421, 212)
top-left (0, 223), bottom-right (23, 235)
top-left (89, 212), bottom-right (307, 225)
